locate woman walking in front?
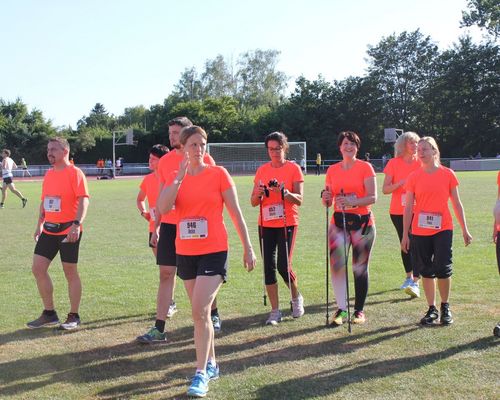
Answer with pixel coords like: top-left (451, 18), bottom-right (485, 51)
top-left (157, 126), bottom-right (256, 397)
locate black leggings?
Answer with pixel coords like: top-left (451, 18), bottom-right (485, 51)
top-left (390, 214), bottom-right (419, 277)
top-left (259, 226), bottom-right (297, 285)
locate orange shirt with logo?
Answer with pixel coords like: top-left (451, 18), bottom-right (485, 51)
top-left (166, 166), bottom-right (234, 255)
top-left (405, 165), bottom-right (459, 236)
top-left (325, 160), bottom-right (376, 225)
top-left (383, 157), bottom-right (421, 215)
top-left (140, 172), bottom-right (160, 232)
top-left (157, 150), bottom-right (215, 224)
top-left (41, 165), bottom-right (89, 235)
top-left (254, 161), bottom-right (304, 227)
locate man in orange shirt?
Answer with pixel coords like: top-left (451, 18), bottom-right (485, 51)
top-left (137, 145), bottom-right (169, 257)
top-left (27, 137), bottom-right (89, 330)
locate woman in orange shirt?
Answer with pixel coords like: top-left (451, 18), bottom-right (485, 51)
top-left (251, 132), bottom-right (305, 326)
top-left (494, 171), bottom-right (500, 273)
top-left (382, 131), bottom-right (421, 297)
top-left (401, 137), bottom-right (472, 326)
top-left (321, 131), bottom-right (377, 326)
top-left (157, 126), bottom-right (256, 398)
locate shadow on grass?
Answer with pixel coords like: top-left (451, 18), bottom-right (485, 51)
top-left (253, 335), bottom-right (499, 400)
top-left (0, 314), bottom-right (149, 346)
top-left (3, 304), bottom-right (494, 399)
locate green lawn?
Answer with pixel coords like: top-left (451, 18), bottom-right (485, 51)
top-left (0, 172), bottom-right (498, 399)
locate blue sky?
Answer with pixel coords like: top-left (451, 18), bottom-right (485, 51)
top-left (0, 0), bottom-right (483, 128)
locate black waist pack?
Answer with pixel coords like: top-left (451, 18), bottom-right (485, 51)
top-left (333, 212), bottom-right (370, 233)
top-left (43, 221), bottom-right (73, 233)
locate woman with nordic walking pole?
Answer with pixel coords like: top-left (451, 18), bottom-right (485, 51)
top-left (157, 126), bottom-right (256, 398)
top-left (382, 131), bottom-right (422, 298)
top-left (401, 136), bottom-right (472, 326)
top-left (251, 131), bottom-right (305, 326)
top-left (321, 131), bottom-right (377, 327)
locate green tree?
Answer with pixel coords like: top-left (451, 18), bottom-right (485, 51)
top-left (461, 0), bottom-right (500, 39)
top-left (201, 55), bottom-right (236, 98)
top-left (421, 36), bottom-right (500, 156)
top-left (173, 67), bottom-right (204, 101)
top-left (366, 30), bottom-right (439, 130)
top-left (236, 49), bottom-right (288, 108)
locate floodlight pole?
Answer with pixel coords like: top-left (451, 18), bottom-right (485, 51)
top-left (112, 131), bottom-right (116, 178)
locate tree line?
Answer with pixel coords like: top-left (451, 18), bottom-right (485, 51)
top-left (1, 1), bottom-right (498, 163)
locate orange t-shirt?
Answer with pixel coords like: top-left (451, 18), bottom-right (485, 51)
top-left (157, 150), bottom-right (215, 224)
top-left (41, 165), bottom-right (89, 235)
top-left (383, 157), bottom-right (421, 215)
top-left (140, 172), bottom-right (160, 232)
top-left (405, 165), bottom-right (459, 236)
top-left (254, 161), bottom-right (304, 227)
top-left (324, 160), bottom-right (376, 225)
top-left (165, 166), bottom-right (234, 255)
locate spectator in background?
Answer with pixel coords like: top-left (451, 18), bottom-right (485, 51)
top-left (315, 153), bottom-right (322, 175)
top-left (20, 157), bottom-right (32, 178)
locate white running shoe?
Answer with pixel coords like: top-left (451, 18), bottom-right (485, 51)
top-left (291, 294), bottom-right (305, 318)
top-left (405, 282), bottom-right (420, 298)
top-left (265, 310), bottom-right (282, 326)
top-left (166, 302), bottom-right (177, 318)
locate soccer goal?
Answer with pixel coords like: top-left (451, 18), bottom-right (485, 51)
top-left (207, 142), bottom-right (307, 174)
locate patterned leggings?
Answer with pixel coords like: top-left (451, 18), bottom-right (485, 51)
top-left (329, 224), bottom-right (376, 311)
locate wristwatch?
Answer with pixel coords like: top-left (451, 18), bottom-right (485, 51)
top-left (73, 220), bottom-right (81, 226)
top-left (173, 178), bottom-right (182, 185)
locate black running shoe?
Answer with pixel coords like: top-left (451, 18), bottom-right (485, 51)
top-left (22, 198), bottom-right (28, 208)
top-left (440, 303), bottom-right (454, 325)
top-left (27, 312), bottom-right (60, 329)
top-left (420, 306), bottom-right (439, 326)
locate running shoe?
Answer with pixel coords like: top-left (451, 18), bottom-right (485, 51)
top-left (166, 302), bottom-right (177, 318)
top-left (420, 306), bottom-right (439, 326)
top-left (27, 312), bottom-right (60, 329)
top-left (405, 281), bottom-right (420, 298)
top-left (58, 313), bottom-right (81, 330)
top-left (0, 203), bottom-right (4, 209)
top-left (22, 198), bottom-right (28, 208)
top-left (351, 310), bottom-right (366, 324)
top-left (187, 371), bottom-right (209, 398)
top-left (330, 309), bottom-right (347, 326)
top-left (211, 314), bottom-right (222, 332)
top-left (440, 303), bottom-right (454, 325)
top-left (400, 277), bottom-right (413, 289)
top-left (265, 309), bottom-right (282, 326)
top-left (206, 360), bottom-right (220, 381)
top-left (291, 293), bottom-right (305, 318)
top-left (136, 326), bottom-right (167, 343)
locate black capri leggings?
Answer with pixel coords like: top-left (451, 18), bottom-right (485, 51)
top-left (390, 214), bottom-right (419, 278)
top-left (259, 226), bottom-right (297, 285)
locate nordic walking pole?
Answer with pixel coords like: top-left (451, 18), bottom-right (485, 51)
top-left (281, 183), bottom-right (293, 312)
top-left (324, 186), bottom-right (330, 326)
top-left (340, 189), bottom-right (352, 333)
top-left (258, 181), bottom-right (267, 306)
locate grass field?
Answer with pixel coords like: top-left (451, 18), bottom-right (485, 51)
top-left (0, 172), bottom-right (498, 400)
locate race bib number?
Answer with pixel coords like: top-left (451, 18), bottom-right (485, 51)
top-left (150, 207), bottom-right (156, 222)
top-left (263, 203), bottom-right (284, 221)
top-left (179, 217), bottom-right (208, 239)
top-left (336, 193), bottom-right (357, 210)
top-left (417, 212), bottom-right (442, 230)
top-left (43, 196), bottom-right (61, 212)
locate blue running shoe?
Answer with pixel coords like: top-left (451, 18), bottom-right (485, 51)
top-left (187, 372), bottom-right (209, 398)
top-left (206, 361), bottom-right (219, 381)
